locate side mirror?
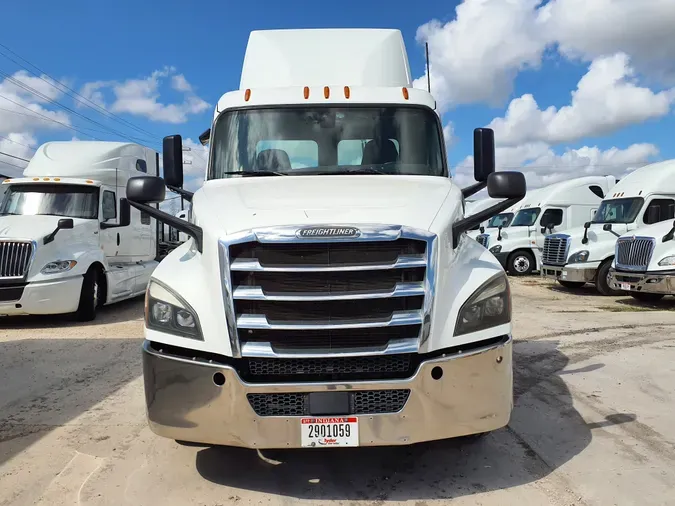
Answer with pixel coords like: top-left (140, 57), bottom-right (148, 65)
top-left (127, 176), bottom-right (167, 204)
top-left (58, 218), bottom-right (74, 230)
top-left (603, 224), bottom-right (612, 232)
top-left (473, 128), bottom-right (495, 183)
top-left (119, 198), bottom-right (131, 227)
top-left (162, 135), bottom-right (184, 188)
top-left (487, 171), bottom-right (526, 199)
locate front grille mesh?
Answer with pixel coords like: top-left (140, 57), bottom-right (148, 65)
top-left (0, 241), bottom-right (33, 278)
top-left (542, 236), bottom-right (569, 266)
top-left (246, 389), bottom-right (411, 417)
top-left (616, 237), bottom-right (655, 271)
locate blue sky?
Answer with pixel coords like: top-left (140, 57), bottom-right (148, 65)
top-left (1, 0), bottom-right (674, 194)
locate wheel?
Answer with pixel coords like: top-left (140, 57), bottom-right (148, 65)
top-left (558, 280), bottom-right (585, 289)
top-left (74, 267), bottom-right (101, 321)
top-left (595, 260), bottom-right (622, 296)
top-left (630, 292), bottom-right (664, 303)
top-left (507, 251), bottom-right (535, 276)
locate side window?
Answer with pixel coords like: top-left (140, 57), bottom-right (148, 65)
top-left (589, 185), bottom-right (604, 198)
top-left (643, 198), bottom-right (675, 224)
top-left (102, 191), bottom-right (116, 221)
top-left (136, 159), bottom-right (147, 173)
top-left (540, 208), bottom-right (563, 227)
top-left (140, 211), bottom-right (151, 225)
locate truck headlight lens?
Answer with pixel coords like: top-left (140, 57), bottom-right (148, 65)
top-left (568, 250), bottom-right (589, 264)
top-left (146, 279), bottom-right (202, 339)
top-left (489, 245), bottom-right (502, 254)
top-left (658, 255), bottom-right (675, 266)
top-left (455, 273), bottom-right (511, 336)
top-left (41, 260), bottom-right (77, 274)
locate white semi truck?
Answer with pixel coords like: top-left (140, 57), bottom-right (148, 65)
top-left (476, 176), bottom-right (616, 275)
top-left (541, 160), bottom-right (674, 295)
top-left (124, 28), bottom-right (526, 449)
top-left (0, 141), bottom-right (163, 321)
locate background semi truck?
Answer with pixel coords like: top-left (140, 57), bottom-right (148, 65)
top-left (0, 141), bottom-right (184, 320)
top-left (125, 28), bottom-right (526, 449)
top-left (541, 160), bottom-right (675, 294)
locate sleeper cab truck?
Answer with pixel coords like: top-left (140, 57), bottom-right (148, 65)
top-left (0, 141), bottom-right (160, 321)
top-left (477, 176), bottom-right (616, 276)
top-left (123, 28), bottom-right (527, 449)
top-left (541, 160), bottom-right (675, 295)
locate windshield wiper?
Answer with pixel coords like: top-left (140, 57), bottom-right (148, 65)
top-left (220, 171), bottom-right (288, 177)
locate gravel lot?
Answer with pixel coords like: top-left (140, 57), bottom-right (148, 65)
top-left (1, 278), bottom-right (674, 505)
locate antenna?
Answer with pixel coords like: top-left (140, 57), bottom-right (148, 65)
top-left (425, 42), bottom-right (431, 93)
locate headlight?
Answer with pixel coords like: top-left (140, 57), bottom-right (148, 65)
top-left (145, 279), bottom-right (202, 340)
top-left (568, 250), bottom-right (589, 264)
top-left (489, 245), bottom-right (502, 254)
top-left (658, 255), bottom-right (675, 266)
top-left (41, 260), bottom-right (77, 274)
top-left (455, 273), bottom-right (511, 336)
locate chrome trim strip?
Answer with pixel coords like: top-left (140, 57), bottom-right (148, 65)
top-left (218, 237), bottom-right (242, 357)
top-left (240, 337), bottom-right (420, 358)
top-left (237, 310), bottom-right (423, 330)
top-left (253, 224), bottom-right (403, 243)
top-left (233, 282), bottom-right (425, 301)
top-left (230, 255), bottom-right (427, 272)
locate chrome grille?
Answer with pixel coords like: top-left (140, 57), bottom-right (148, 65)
top-left (476, 234), bottom-right (489, 248)
top-left (0, 241), bottom-right (34, 278)
top-left (615, 237), bottom-right (655, 272)
top-left (220, 225), bottom-right (436, 357)
top-left (247, 389), bottom-right (411, 417)
top-left (542, 235), bottom-right (570, 266)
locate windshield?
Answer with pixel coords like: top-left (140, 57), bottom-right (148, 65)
top-left (592, 198), bottom-right (644, 224)
top-left (209, 106), bottom-right (446, 178)
top-left (487, 212), bottom-right (514, 228)
top-left (512, 207), bottom-right (541, 227)
top-left (0, 184), bottom-right (99, 219)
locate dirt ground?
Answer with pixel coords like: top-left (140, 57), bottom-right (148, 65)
top-left (1, 277), bottom-right (674, 506)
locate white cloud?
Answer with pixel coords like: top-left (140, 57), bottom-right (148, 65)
top-left (414, 0), bottom-right (675, 110)
top-left (0, 133), bottom-right (37, 176)
top-left (488, 53), bottom-right (675, 146)
top-left (80, 67), bottom-right (210, 124)
top-left (443, 123), bottom-right (456, 148)
top-left (453, 141), bottom-right (658, 190)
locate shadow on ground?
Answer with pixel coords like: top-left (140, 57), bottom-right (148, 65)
top-left (194, 340), bottom-right (636, 501)
top-left (0, 337), bottom-right (142, 466)
top-left (0, 295), bottom-right (144, 329)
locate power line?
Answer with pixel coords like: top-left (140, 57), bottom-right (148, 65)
top-left (0, 159), bottom-right (26, 171)
top-left (0, 150), bottom-right (30, 162)
top-left (0, 134), bottom-right (36, 151)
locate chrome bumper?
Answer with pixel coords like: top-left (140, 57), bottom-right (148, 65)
top-left (142, 337), bottom-right (513, 449)
top-left (540, 264), bottom-right (596, 283)
top-left (609, 269), bottom-right (675, 295)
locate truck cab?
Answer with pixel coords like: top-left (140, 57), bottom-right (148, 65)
top-left (0, 141), bottom-right (160, 320)
top-left (477, 176), bottom-right (615, 276)
top-left (541, 160), bottom-right (675, 295)
top-left (124, 28), bottom-right (526, 449)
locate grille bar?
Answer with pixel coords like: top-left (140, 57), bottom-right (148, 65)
top-left (542, 235), bottom-right (570, 266)
top-left (0, 241), bottom-right (34, 278)
top-left (233, 281), bottom-right (425, 301)
top-left (616, 237), bottom-right (655, 271)
top-left (230, 255), bottom-right (427, 272)
top-left (237, 310), bottom-right (423, 330)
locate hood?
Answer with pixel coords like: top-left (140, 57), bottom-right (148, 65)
top-left (0, 215), bottom-right (97, 242)
top-left (626, 220), bottom-right (675, 241)
top-left (560, 222), bottom-right (630, 262)
top-left (497, 226), bottom-right (532, 242)
top-left (197, 175), bottom-right (455, 233)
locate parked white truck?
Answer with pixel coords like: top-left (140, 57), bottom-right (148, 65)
top-left (476, 176), bottom-right (616, 275)
top-left (541, 161), bottom-right (674, 295)
top-left (124, 28), bottom-right (526, 449)
top-left (0, 141), bottom-right (161, 321)
top-left (607, 219), bottom-right (675, 302)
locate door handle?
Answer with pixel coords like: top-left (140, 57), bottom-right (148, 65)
top-left (117, 233), bottom-right (120, 246)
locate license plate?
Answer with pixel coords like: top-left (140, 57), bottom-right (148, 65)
top-left (300, 417), bottom-right (359, 447)
top-left (619, 282), bottom-right (632, 291)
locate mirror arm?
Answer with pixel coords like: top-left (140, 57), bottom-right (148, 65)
top-left (43, 227), bottom-right (61, 245)
top-left (167, 185), bottom-right (194, 202)
top-left (662, 220), bottom-right (675, 242)
top-left (128, 200), bottom-right (203, 252)
top-left (453, 197), bottom-right (523, 248)
top-left (461, 181), bottom-right (487, 199)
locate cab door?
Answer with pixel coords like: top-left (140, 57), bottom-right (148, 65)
top-left (99, 187), bottom-right (119, 260)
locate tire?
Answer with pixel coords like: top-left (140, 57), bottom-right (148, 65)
top-left (507, 250), bottom-right (535, 276)
top-left (558, 280), bottom-right (586, 289)
top-left (630, 292), bottom-right (665, 303)
top-left (74, 267), bottom-right (101, 322)
top-left (595, 260), bottom-right (622, 296)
